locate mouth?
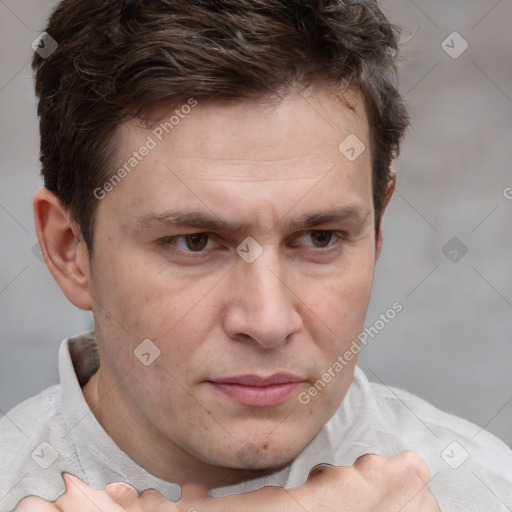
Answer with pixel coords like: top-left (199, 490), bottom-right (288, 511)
top-left (208, 374), bottom-right (305, 407)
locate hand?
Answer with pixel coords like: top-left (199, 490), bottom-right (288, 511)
top-left (185, 451), bottom-right (440, 512)
top-left (292, 451), bottom-right (440, 512)
top-left (15, 451), bottom-right (440, 511)
top-left (14, 473), bottom-right (179, 512)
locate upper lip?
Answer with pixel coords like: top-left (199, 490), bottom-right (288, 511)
top-left (210, 374), bottom-right (305, 386)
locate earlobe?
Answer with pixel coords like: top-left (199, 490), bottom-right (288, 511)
top-left (375, 173), bottom-right (396, 261)
top-left (33, 187), bottom-right (93, 311)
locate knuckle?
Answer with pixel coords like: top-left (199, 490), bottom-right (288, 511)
top-left (353, 453), bottom-right (386, 472)
top-left (306, 462), bottom-right (338, 487)
top-left (398, 450), bottom-right (430, 483)
top-left (425, 489), bottom-right (442, 511)
top-left (16, 496), bottom-right (59, 511)
top-left (308, 462), bottom-right (334, 478)
top-left (15, 496), bottom-right (38, 510)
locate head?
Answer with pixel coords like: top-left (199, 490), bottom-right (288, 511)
top-left (33, 0), bottom-right (408, 486)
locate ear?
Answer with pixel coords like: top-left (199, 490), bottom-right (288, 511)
top-left (375, 172), bottom-right (396, 261)
top-left (33, 187), bottom-right (92, 310)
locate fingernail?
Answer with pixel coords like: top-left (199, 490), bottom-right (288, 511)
top-left (312, 462), bottom-right (333, 470)
top-left (309, 462), bottom-right (334, 476)
top-left (106, 482), bottom-right (134, 494)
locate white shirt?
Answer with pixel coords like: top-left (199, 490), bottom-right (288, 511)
top-left (1, 332), bottom-right (511, 511)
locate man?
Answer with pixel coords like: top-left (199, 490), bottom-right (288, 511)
top-left (1, 0), bottom-right (511, 511)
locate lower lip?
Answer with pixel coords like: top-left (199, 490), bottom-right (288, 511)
top-left (210, 382), bottom-right (301, 407)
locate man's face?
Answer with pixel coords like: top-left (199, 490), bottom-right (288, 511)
top-left (86, 83), bottom-right (379, 479)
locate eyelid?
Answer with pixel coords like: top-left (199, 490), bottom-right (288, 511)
top-left (160, 230), bottom-right (345, 255)
top-left (290, 230), bottom-right (344, 248)
top-left (160, 233), bottom-right (218, 255)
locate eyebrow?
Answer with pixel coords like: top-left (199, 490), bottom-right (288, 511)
top-left (136, 204), bottom-right (368, 234)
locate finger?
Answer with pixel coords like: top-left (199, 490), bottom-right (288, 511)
top-left (352, 453), bottom-right (386, 470)
top-left (308, 462), bottom-right (334, 474)
top-left (15, 495), bottom-right (62, 511)
top-left (56, 474), bottom-right (101, 512)
top-left (351, 453), bottom-right (388, 484)
top-left (393, 451), bottom-right (431, 485)
top-left (56, 473), bottom-right (125, 512)
top-left (402, 489), bottom-right (441, 512)
top-left (105, 482), bottom-right (139, 507)
top-left (177, 484), bottom-right (210, 512)
top-left (421, 489), bottom-right (442, 512)
top-left (137, 488), bottom-right (180, 512)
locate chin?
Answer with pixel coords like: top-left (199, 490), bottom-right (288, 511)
top-left (186, 417), bottom-right (322, 473)
top-left (217, 435), bottom-right (304, 472)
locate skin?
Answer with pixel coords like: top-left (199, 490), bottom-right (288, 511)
top-left (16, 453), bottom-right (440, 511)
top-left (34, 82), bottom-right (393, 490)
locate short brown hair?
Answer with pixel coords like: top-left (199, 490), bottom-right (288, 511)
top-left (32, 0), bottom-right (409, 255)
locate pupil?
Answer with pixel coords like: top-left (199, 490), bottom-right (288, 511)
top-left (313, 231), bottom-right (331, 247)
top-left (187, 234), bottom-right (207, 251)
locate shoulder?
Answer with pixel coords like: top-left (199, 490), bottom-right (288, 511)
top-left (0, 333), bottom-right (106, 510)
top-left (0, 384), bottom-right (63, 453)
top-left (362, 368), bottom-right (510, 455)
top-left (351, 367), bottom-right (512, 510)
top-left (0, 385), bottom-right (70, 510)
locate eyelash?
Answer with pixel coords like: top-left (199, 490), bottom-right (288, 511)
top-left (159, 231), bottom-right (345, 257)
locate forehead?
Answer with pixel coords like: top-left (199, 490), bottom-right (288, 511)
top-left (99, 83), bottom-right (372, 230)
top-left (116, 83), bottom-right (368, 169)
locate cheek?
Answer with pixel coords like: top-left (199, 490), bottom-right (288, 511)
top-left (91, 247), bottom-right (202, 334)
top-left (308, 254), bottom-right (374, 323)
top-left (301, 255), bottom-right (375, 376)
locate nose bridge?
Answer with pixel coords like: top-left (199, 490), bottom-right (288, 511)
top-left (230, 244), bottom-right (298, 347)
top-left (250, 249), bottom-right (285, 298)
top-left (243, 244), bottom-right (287, 308)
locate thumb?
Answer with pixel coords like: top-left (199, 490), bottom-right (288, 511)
top-left (57, 473), bottom-right (125, 512)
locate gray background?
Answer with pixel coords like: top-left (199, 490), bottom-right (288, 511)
top-left (1, 0), bottom-right (511, 448)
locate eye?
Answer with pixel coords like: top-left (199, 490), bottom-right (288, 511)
top-left (293, 230), bottom-right (341, 249)
top-left (161, 233), bottom-right (214, 252)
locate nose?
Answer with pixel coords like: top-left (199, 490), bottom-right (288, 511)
top-left (222, 247), bottom-right (302, 349)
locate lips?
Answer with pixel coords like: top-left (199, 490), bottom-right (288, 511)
top-left (211, 373), bottom-right (304, 386)
top-left (208, 374), bottom-right (305, 407)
